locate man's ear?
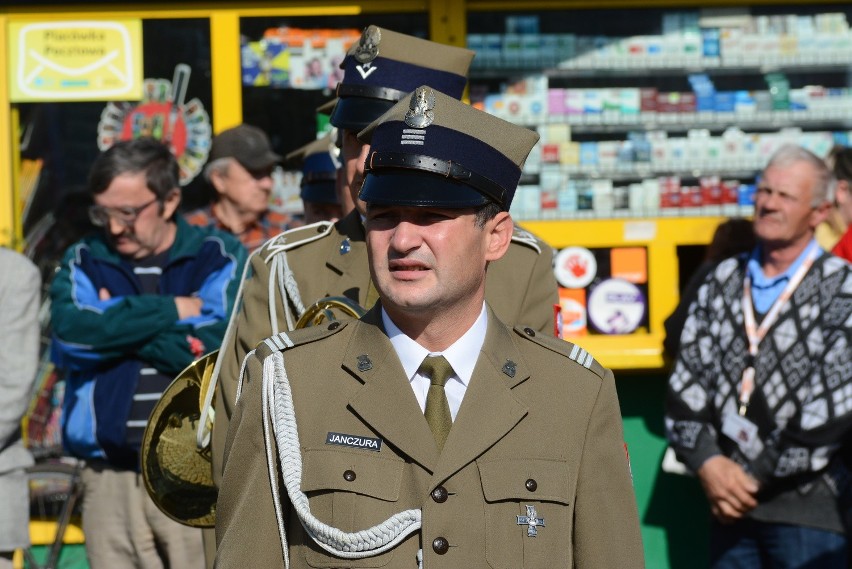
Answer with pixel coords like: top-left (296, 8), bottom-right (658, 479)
top-left (485, 211), bottom-right (513, 262)
top-left (162, 189), bottom-right (182, 220)
top-left (209, 165), bottom-right (229, 196)
top-left (810, 199), bottom-right (832, 229)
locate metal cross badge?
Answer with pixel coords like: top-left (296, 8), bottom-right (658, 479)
top-left (516, 505), bottom-right (545, 537)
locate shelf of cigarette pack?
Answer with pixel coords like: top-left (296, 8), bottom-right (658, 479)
top-left (552, 162), bottom-right (763, 181)
top-left (541, 108), bottom-right (852, 134)
top-left (517, 206), bottom-right (754, 222)
top-left (471, 52), bottom-right (852, 79)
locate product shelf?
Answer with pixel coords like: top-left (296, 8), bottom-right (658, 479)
top-left (550, 163), bottom-right (763, 180)
top-left (535, 108), bottom-right (852, 133)
top-left (471, 53), bottom-right (852, 78)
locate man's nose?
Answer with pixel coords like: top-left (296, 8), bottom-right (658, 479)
top-left (389, 219), bottom-right (422, 252)
top-left (108, 216), bottom-right (126, 234)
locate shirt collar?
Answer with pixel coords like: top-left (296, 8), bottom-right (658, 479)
top-left (747, 238), bottom-right (822, 288)
top-left (382, 303), bottom-right (488, 387)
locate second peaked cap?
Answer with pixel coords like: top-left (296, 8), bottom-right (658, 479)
top-left (358, 86), bottom-right (540, 211)
top-left (330, 26), bottom-right (474, 132)
top-left (285, 131), bottom-right (340, 205)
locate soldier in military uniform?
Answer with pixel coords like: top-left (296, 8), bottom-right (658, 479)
top-left (285, 131), bottom-right (343, 224)
top-left (215, 87), bottom-right (644, 568)
top-left (209, 26), bottom-right (559, 492)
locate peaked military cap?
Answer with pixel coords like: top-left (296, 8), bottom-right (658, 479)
top-left (285, 131), bottom-right (340, 205)
top-left (357, 86), bottom-right (540, 211)
top-left (329, 26), bottom-right (474, 132)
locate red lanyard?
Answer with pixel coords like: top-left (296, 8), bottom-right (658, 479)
top-left (738, 245), bottom-right (819, 416)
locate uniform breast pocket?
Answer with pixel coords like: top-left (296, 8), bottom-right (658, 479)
top-left (478, 457), bottom-right (573, 569)
top-left (301, 448), bottom-right (405, 568)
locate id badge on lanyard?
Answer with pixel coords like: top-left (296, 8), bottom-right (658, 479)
top-left (737, 246), bottom-right (819, 416)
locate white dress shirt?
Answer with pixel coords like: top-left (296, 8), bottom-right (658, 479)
top-left (382, 304), bottom-right (488, 421)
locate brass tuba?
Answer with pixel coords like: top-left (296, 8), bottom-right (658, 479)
top-left (141, 296), bottom-right (366, 527)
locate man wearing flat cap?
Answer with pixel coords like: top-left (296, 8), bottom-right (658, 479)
top-left (216, 87), bottom-right (645, 569)
top-left (185, 124), bottom-right (297, 252)
top-left (207, 27), bottom-right (560, 497)
top-left (285, 131), bottom-right (343, 225)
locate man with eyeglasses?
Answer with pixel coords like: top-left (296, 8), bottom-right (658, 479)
top-left (185, 124), bottom-right (299, 252)
top-left (666, 144), bottom-right (852, 568)
top-left (49, 137), bottom-right (247, 569)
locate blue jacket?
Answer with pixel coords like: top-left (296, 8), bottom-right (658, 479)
top-left (50, 218), bottom-right (247, 468)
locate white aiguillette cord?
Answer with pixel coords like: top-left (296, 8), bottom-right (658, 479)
top-left (260, 334), bottom-right (423, 568)
top-left (738, 245), bottom-right (819, 416)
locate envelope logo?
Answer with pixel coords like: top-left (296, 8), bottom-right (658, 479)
top-left (11, 20), bottom-right (142, 102)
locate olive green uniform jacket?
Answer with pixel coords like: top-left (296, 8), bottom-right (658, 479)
top-left (215, 305), bottom-right (644, 569)
top-left (211, 211), bottom-right (558, 485)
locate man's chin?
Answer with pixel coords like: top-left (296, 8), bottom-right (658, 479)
top-left (112, 240), bottom-right (140, 257)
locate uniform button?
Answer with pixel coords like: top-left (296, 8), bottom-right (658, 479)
top-left (432, 537), bottom-right (449, 554)
top-left (430, 486), bottom-right (448, 503)
top-left (343, 470), bottom-right (356, 482)
top-left (525, 478), bottom-right (537, 492)
top-left (524, 327), bottom-right (535, 337)
top-left (328, 321), bottom-right (341, 330)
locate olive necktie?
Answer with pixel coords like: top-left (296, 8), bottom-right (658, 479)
top-left (418, 355), bottom-right (454, 451)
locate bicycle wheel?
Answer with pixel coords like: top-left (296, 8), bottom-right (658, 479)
top-left (24, 460), bottom-right (88, 569)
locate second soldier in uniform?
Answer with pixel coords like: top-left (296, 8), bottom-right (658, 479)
top-left (209, 26), bottom-right (560, 494)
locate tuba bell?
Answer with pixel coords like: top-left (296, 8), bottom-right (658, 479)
top-left (141, 350), bottom-right (219, 527)
top-left (141, 296), bottom-right (366, 527)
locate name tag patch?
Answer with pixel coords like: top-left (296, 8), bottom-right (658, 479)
top-left (325, 432), bottom-right (382, 452)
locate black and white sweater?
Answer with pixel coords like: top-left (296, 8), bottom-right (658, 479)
top-left (666, 251), bottom-right (852, 532)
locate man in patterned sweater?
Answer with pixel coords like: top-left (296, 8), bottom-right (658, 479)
top-left (666, 144), bottom-right (852, 568)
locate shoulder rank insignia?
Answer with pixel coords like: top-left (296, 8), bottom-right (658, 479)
top-left (259, 322), bottom-right (348, 357)
top-left (567, 343), bottom-right (594, 369)
top-left (513, 327), bottom-right (604, 379)
top-left (510, 225), bottom-right (542, 254)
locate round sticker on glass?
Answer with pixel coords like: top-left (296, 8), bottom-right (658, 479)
top-left (588, 278), bottom-right (646, 335)
top-left (554, 247), bottom-right (597, 289)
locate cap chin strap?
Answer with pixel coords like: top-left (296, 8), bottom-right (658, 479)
top-left (260, 338), bottom-right (423, 567)
top-left (336, 83), bottom-right (407, 102)
top-left (366, 151), bottom-right (506, 207)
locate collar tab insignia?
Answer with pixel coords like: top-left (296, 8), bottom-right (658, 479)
top-left (502, 360), bottom-right (517, 378)
top-left (357, 354), bottom-right (373, 372)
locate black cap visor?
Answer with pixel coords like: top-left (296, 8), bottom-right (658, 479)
top-left (330, 97), bottom-right (397, 132)
top-left (359, 170), bottom-right (492, 208)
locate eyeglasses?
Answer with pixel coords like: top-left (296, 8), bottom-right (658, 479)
top-left (88, 197), bottom-right (159, 227)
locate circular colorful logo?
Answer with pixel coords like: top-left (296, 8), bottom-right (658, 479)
top-left (554, 246), bottom-right (597, 289)
top-left (588, 278), bottom-right (646, 335)
top-left (97, 64), bottom-right (211, 186)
